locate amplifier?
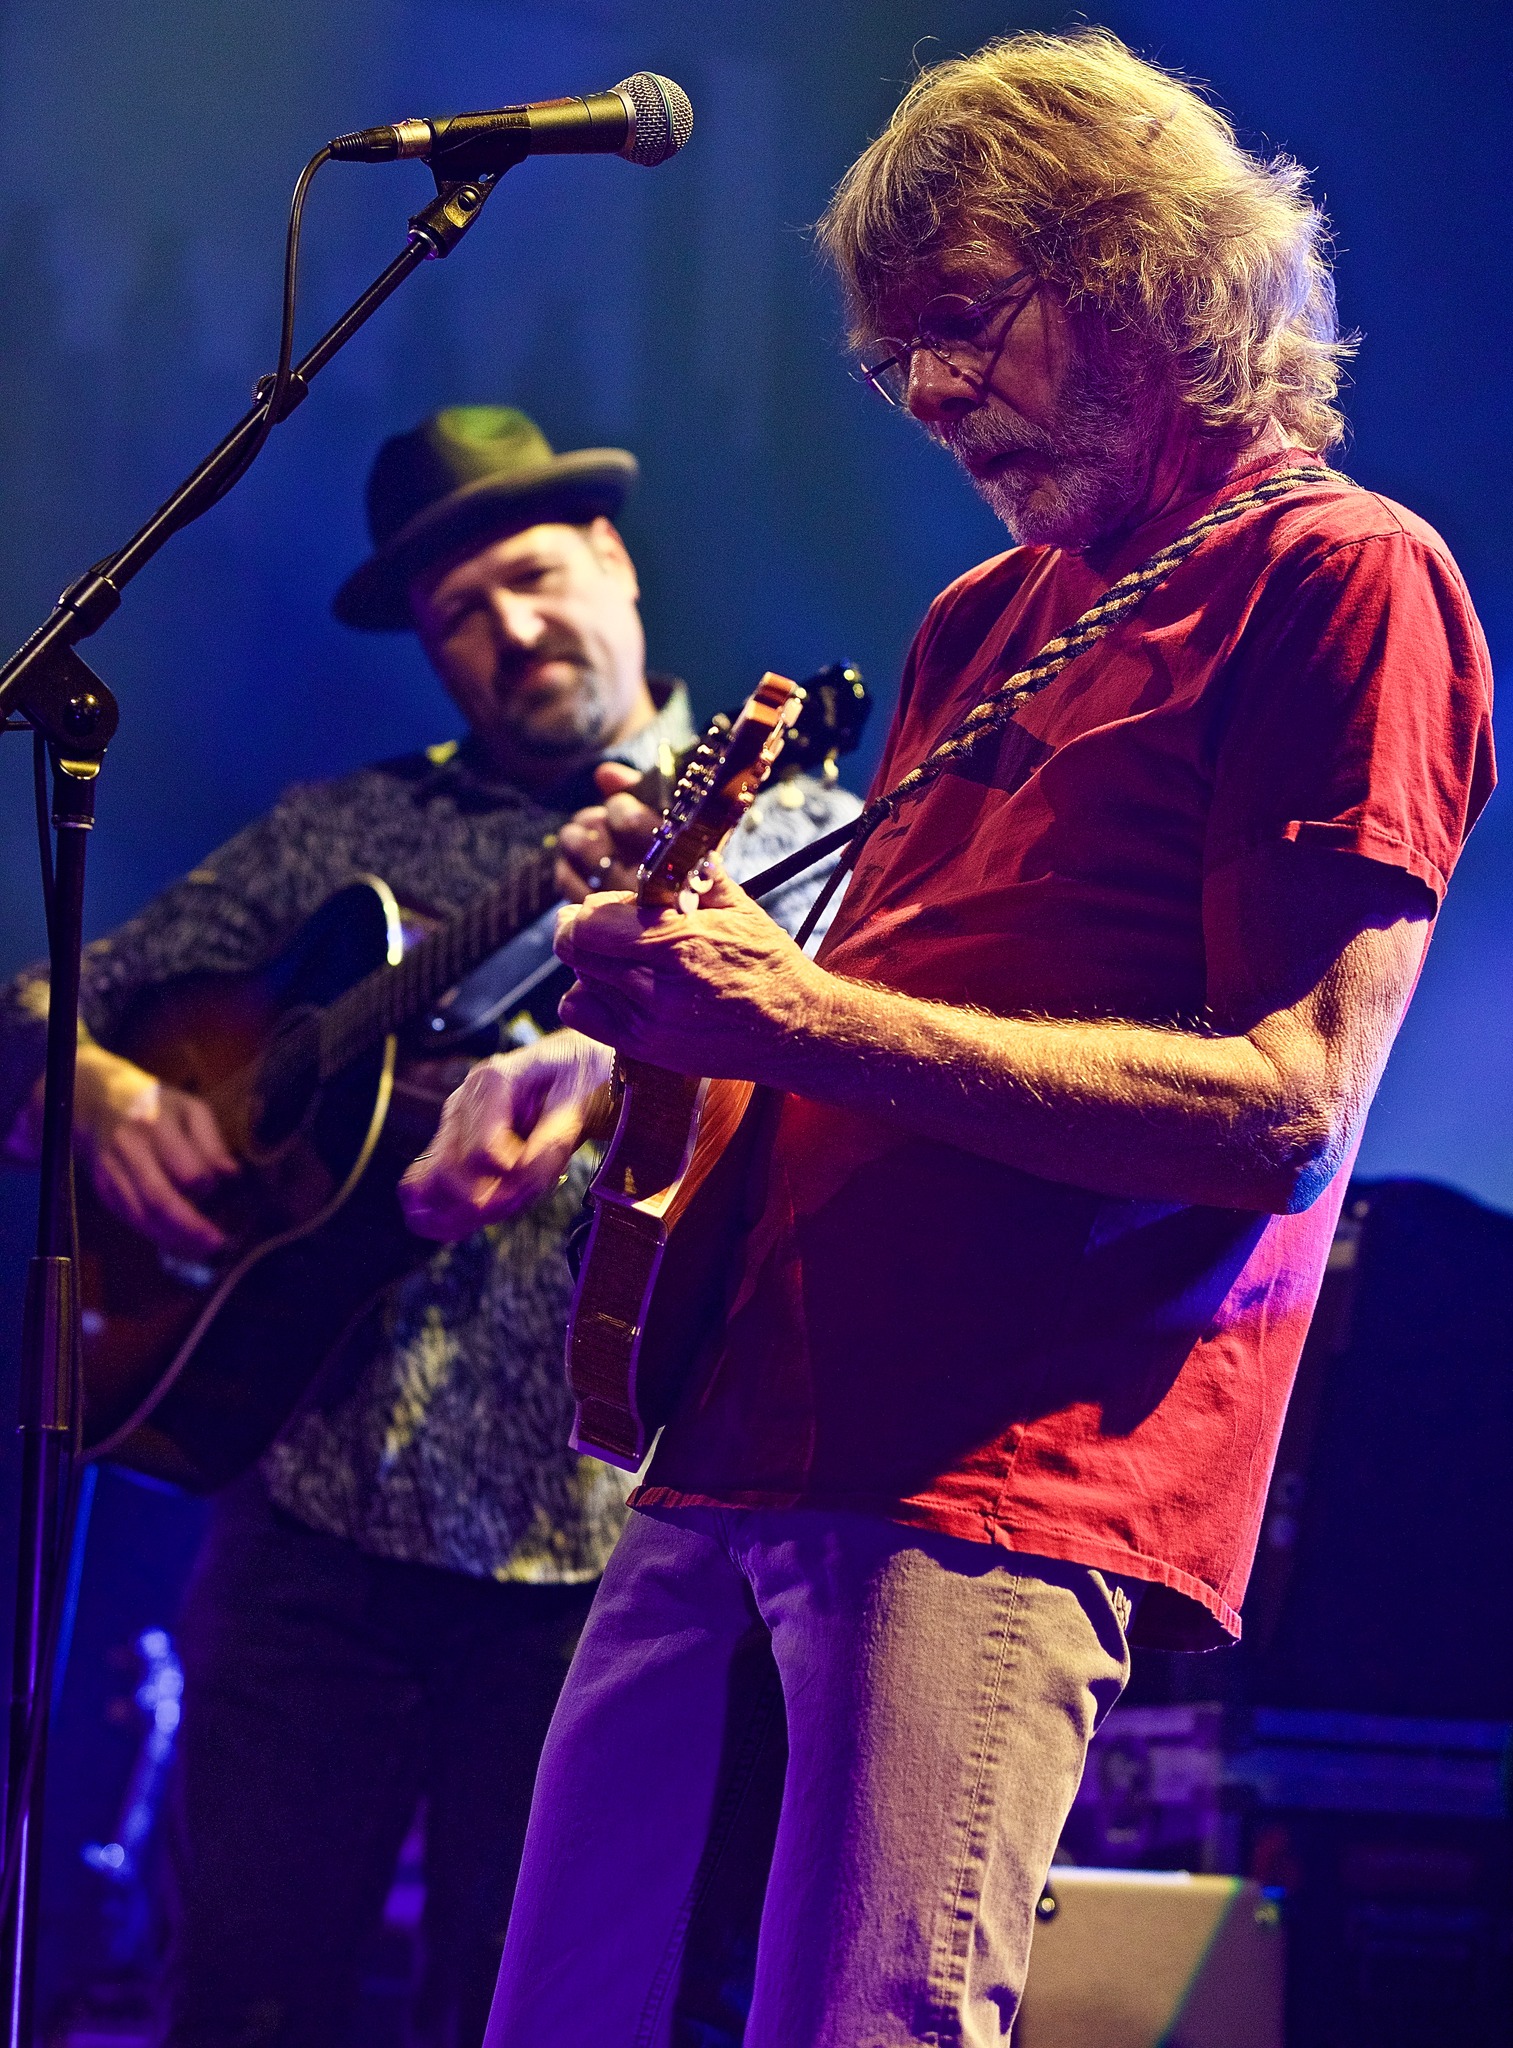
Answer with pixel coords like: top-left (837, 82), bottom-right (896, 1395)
top-left (1059, 1702), bottom-right (1512, 1873)
top-left (1241, 1177), bottom-right (1513, 1719)
top-left (1056, 1705), bottom-right (1512, 2047)
top-left (1016, 1869), bottom-right (1283, 2047)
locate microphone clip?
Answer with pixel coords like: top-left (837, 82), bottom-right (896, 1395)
top-left (408, 172), bottom-right (501, 260)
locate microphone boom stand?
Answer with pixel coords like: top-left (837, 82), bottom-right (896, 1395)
top-left (0, 160), bottom-right (510, 2043)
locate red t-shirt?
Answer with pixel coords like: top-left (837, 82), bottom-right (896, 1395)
top-left (632, 452), bottom-right (1496, 1647)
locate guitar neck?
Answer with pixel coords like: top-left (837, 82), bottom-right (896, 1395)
top-left (308, 664), bottom-right (869, 1087)
top-left (316, 844), bottom-right (560, 1079)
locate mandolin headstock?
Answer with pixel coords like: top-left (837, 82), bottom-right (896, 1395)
top-left (637, 672), bottom-right (802, 911)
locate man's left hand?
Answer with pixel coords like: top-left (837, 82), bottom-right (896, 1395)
top-left (555, 762), bottom-right (659, 901)
top-left (554, 861), bottom-right (824, 1080)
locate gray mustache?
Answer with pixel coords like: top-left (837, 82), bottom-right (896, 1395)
top-left (935, 412), bottom-right (1057, 462)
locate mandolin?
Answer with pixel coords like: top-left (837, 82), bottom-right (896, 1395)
top-left (80, 666), bottom-right (867, 1492)
top-left (565, 672), bottom-right (805, 1470)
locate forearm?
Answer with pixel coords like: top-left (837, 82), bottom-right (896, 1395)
top-left (553, 849), bottom-right (1424, 1216)
top-left (3, 1034), bottom-right (148, 1167)
top-left (765, 973), bottom-right (1336, 1213)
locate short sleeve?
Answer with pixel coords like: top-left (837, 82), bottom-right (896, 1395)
top-left (1205, 528), bottom-right (1495, 903)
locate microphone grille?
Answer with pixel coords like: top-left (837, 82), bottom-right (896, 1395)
top-left (615, 73), bottom-right (694, 166)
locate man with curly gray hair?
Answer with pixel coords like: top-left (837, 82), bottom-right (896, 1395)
top-left (406, 31), bottom-right (1494, 2046)
top-left (821, 27), bottom-right (1351, 543)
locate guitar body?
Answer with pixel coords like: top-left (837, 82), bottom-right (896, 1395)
top-left (78, 667), bottom-right (869, 1491)
top-left (81, 878), bottom-right (423, 1490)
top-left (565, 672), bottom-right (804, 1469)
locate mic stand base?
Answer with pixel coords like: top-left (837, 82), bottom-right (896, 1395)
top-left (0, 725), bottom-right (106, 2040)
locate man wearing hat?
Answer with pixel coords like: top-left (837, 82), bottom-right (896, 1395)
top-left (0, 408), bottom-right (857, 2045)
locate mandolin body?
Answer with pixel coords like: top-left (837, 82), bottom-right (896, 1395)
top-left (565, 1066), bottom-right (759, 1469)
top-left (564, 671), bottom-right (805, 1469)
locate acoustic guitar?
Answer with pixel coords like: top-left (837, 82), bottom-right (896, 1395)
top-left (565, 672), bottom-right (806, 1470)
top-left (80, 665), bottom-right (867, 1491)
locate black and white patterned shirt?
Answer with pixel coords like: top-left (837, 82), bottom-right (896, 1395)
top-left (0, 685), bottom-right (859, 1581)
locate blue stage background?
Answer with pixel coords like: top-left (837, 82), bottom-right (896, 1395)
top-left (2, 1), bottom-right (1508, 1212)
top-left (0, 0), bottom-right (1508, 2010)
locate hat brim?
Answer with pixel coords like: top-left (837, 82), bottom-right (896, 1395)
top-left (332, 448), bottom-right (639, 632)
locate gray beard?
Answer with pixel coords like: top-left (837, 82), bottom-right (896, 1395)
top-left (937, 340), bottom-right (1161, 551)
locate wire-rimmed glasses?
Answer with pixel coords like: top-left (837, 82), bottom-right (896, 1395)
top-left (855, 268), bottom-right (1039, 408)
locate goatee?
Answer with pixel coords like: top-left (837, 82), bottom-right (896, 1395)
top-left (936, 333), bottom-right (1161, 551)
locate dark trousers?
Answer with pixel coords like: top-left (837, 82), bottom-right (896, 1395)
top-left (160, 1475), bottom-right (595, 2048)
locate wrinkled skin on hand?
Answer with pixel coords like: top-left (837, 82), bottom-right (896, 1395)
top-left (405, 754), bottom-right (834, 1246)
top-left (399, 1030), bottom-right (615, 1241)
top-left (400, 860), bottom-right (826, 1244)
top-left (553, 860), bottom-right (827, 1081)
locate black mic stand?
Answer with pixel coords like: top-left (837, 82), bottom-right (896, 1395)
top-left (0, 160), bottom-right (511, 2043)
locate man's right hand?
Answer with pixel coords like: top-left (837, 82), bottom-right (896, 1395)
top-left (70, 1047), bottom-right (238, 1258)
top-left (400, 1031), bottom-right (614, 1241)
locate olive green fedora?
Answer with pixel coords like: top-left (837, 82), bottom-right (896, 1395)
top-left (333, 406), bottom-right (639, 631)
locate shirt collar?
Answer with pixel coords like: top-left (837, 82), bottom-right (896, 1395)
top-left (601, 674), bottom-right (697, 771)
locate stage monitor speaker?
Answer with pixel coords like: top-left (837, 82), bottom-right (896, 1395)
top-left (1016, 1868), bottom-right (1284, 2048)
top-left (1242, 1177), bottom-right (1513, 1719)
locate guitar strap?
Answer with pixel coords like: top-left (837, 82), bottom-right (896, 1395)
top-left (746, 463), bottom-right (1348, 947)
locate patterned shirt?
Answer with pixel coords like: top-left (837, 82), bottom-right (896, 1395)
top-left (0, 684), bottom-right (859, 1581)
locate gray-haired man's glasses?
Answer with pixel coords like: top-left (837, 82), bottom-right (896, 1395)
top-left (855, 269), bottom-right (1038, 409)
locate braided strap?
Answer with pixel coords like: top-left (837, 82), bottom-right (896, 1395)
top-left (849, 463), bottom-right (1343, 845)
top-left (753, 461), bottom-right (1348, 942)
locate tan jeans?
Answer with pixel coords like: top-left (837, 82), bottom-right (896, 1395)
top-left (485, 1505), bottom-right (1138, 2047)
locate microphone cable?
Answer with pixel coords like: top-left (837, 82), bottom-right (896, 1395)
top-left (87, 142), bottom-right (333, 588)
top-left (191, 143), bottom-right (334, 519)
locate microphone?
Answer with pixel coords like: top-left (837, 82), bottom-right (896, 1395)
top-left (329, 73), bottom-right (693, 173)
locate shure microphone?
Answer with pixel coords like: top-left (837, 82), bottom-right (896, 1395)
top-left (329, 73), bottom-right (694, 173)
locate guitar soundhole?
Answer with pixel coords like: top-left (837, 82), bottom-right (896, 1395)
top-left (246, 1010), bottom-right (322, 1155)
